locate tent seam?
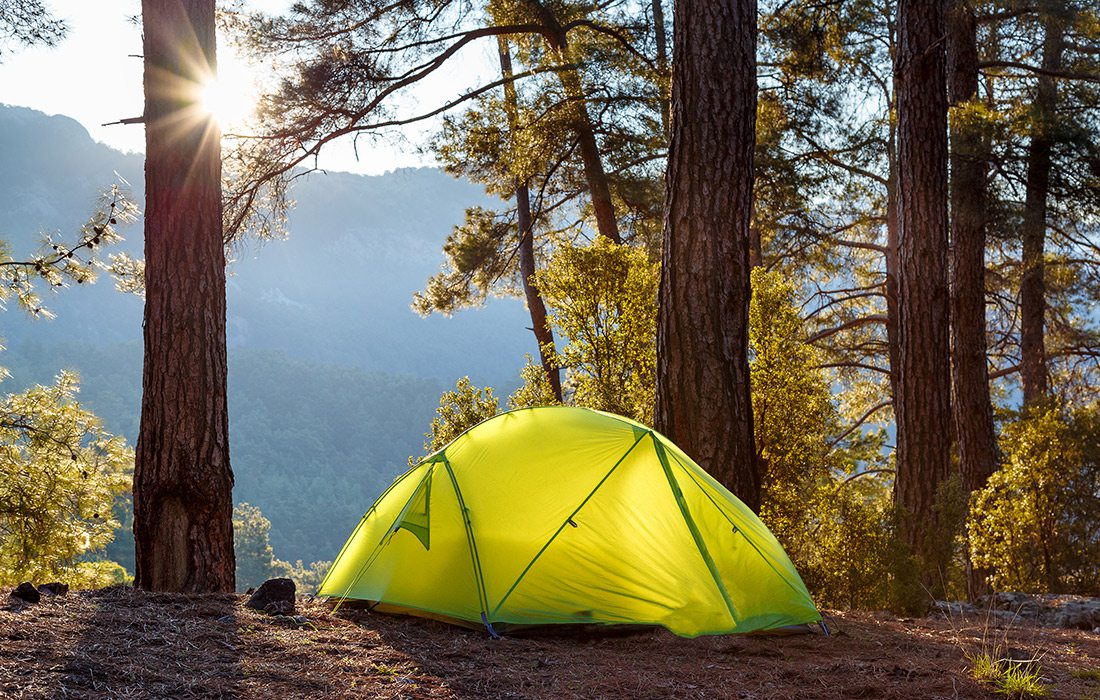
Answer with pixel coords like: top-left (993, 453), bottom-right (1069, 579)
top-left (439, 455), bottom-right (494, 626)
top-left (329, 465), bottom-right (435, 610)
top-left (317, 465), bottom-right (423, 594)
top-left (651, 434), bottom-right (740, 625)
top-left (669, 450), bottom-right (818, 609)
top-left (488, 429), bottom-right (650, 617)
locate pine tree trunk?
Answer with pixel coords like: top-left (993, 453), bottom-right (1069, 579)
top-left (498, 38), bottom-right (562, 401)
top-left (947, 0), bottom-right (998, 599)
top-left (654, 0), bottom-right (760, 511)
top-left (885, 141), bottom-right (901, 404)
top-left (516, 183), bottom-right (562, 401)
top-left (524, 0), bottom-right (621, 244)
top-left (1019, 12), bottom-right (1063, 409)
top-left (947, 0), bottom-right (997, 497)
top-left (893, 0), bottom-right (953, 589)
top-left (134, 0), bottom-right (235, 593)
top-left (884, 11), bottom-right (901, 411)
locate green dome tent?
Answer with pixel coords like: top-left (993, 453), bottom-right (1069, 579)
top-left (318, 406), bottom-right (821, 637)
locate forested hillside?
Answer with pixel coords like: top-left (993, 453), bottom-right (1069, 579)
top-left (0, 104), bottom-right (530, 563)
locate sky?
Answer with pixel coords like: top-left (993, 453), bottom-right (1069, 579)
top-left (0, 0), bottom-right (493, 175)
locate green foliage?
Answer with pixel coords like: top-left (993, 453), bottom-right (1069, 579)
top-left (412, 207), bottom-right (516, 316)
top-left (0, 185), bottom-right (137, 317)
top-left (809, 484), bottom-right (896, 609)
top-left (748, 268), bottom-right (894, 609)
top-left (233, 501), bottom-right (331, 594)
top-left (418, 377), bottom-right (500, 459)
top-left (535, 237), bottom-right (657, 424)
top-left (507, 355), bottom-right (560, 410)
top-left (0, 371), bottom-right (133, 587)
top-left (968, 403), bottom-right (1100, 595)
top-left (274, 558), bottom-right (331, 595)
top-left (750, 268), bottom-right (834, 538)
top-left (234, 502), bottom-right (281, 590)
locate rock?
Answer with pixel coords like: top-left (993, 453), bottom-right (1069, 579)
top-left (934, 600), bottom-right (977, 617)
top-left (1055, 600), bottom-right (1100, 630)
top-left (245, 578), bottom-right (295, 615)
top-left (36, 582), bottom-right (68, 597)
top-left (976, 592), bottom-right (1042, 618)
top-left (9, 583), bottom-right (39, 604)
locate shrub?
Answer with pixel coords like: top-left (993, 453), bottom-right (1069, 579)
top-left (968, 403), bottom-right (1100, 595)
top-left (0, 372), bottom-right (132, 587)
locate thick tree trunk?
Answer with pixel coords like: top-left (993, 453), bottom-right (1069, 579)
top-left (524, 0), bottom-right (621, 244)
top-left (134, 0), bottom-right (235, 593)
top-left (947, 0), bottom-right (997, 497)
top-left (1019, 12), bottom-right (1063, 409)
top-left (947, 0), bottom-right (998, 599)
top-left (893, 0), bottom-right (953, 590)
top-left (652, 0), bottom-right (670, 140)
top-left (498, 37), bottom-right (562, 401)
top-left (885, 143), bottom-right (901, 404)
top-left (654, 0), bottom-right (760, 511)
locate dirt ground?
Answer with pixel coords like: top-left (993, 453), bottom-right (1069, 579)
top-left (1, 587), bottom-right (1098, 699)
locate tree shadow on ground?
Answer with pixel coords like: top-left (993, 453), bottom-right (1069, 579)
top-left (0, 585), bottom-right (244, 699)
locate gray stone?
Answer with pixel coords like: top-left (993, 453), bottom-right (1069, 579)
top-left (977, 592), bottom-right (1041, 617)
top-left (1055, 599), bottom-right (1100, 630)
top-left (245, 578), bottom-right (295, 615)
top-left (934, 600), bottom-right (977, 617)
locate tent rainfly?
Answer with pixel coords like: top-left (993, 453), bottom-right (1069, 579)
top-left (318, 406), bottom-right (822, 637)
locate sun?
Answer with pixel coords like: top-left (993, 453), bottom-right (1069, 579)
top-left (197, 46), bottom-right (261, 131)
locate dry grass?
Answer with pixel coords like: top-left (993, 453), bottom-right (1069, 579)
top-left (1, 587), bottom-right (1098, 699)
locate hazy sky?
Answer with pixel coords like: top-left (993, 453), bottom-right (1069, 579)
top-left (0, 0), bottom-right (490, 175)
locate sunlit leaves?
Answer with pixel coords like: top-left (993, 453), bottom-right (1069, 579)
top-left (419, 377), bottom-right (500, 460)
top-left (0, 371), bottom-right (133, 587)
top-left (968, 403), bottom-right (1100, 595)
top-left (535, 237), bottom-right (656, 424)
top-left (234, 502), bottom-right (331, 593)
top-left (0, 184), bottom-right (139, 314)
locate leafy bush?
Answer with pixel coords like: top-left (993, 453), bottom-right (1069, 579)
top-left (535, 237), bottom-right (658, 424)
top-left (749, 268), bottom-right (896, 609)
top-left (416, 377), bottom-right (500, 460)
top-left (0, 371), bottom-right (132, 587)
top-left (968, 403), bottom-right (1100, 595)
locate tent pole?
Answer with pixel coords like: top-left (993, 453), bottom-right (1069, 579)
top-left (651, 435), bottom-right (740, 625)
top-left (440, 455), bottom-right (498, 638)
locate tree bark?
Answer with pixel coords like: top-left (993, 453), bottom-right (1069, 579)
top-left (885, 130), bottom-right (901, 405)
top-left (654, 0), bottom-right (760, 511)
top-left (524, 0), bottom-right (621, 244)
top-left (947, 0), bottom-right (997, 497)
top-left (1019, 10), bottom-right (1064, 409)
top-left (893, 0), bottom-right (953, 588)
top-left (134, 0), bottom-right (235, 593)
top-left (947, 0), bottom-right (998, 600)
top-left (498, 37), bottom-right (562, 401)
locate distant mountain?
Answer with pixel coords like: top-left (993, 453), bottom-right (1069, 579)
top-left (0, 104), bottom-right (532, 380)
top-left (0, 104), bottom-right (534, 562)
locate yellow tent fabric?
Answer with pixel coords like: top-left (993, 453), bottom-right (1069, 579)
top-left (318, 406), bottom-right (821, 637)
